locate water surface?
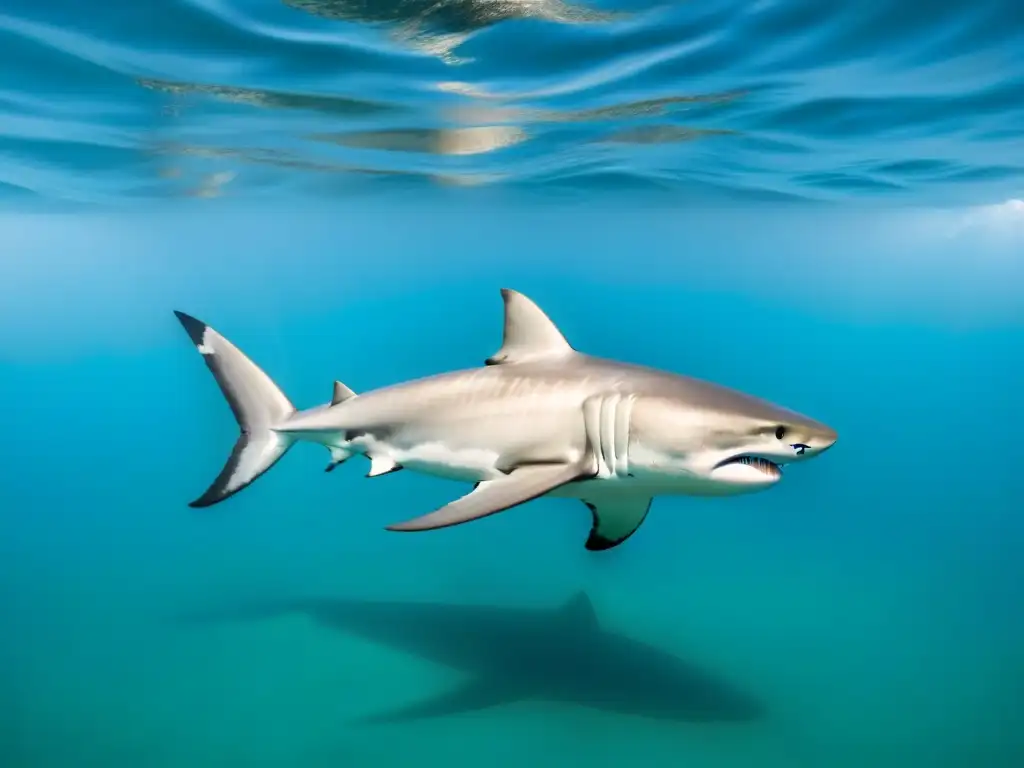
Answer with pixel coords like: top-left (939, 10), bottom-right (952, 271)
top-left (1, 0), bottom-right (1022, 204)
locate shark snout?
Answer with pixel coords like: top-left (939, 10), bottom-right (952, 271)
top-left (812, 425), bottom-right (838, 454)
top-left (790, 423), bottom-right (837, 461)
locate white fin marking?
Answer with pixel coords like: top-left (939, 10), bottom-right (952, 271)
top-left (367, 453), bottom-right (401, 478)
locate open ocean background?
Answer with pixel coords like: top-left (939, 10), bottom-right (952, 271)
top-left (2, 1), bottom-right (1023, 766)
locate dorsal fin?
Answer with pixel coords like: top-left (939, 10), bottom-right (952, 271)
top-left (559, 591), bottom-right (598, 631)
top-left (331, 380), bottom-right (357, 406)
top-left (485, 288), bottom-right (574, 366)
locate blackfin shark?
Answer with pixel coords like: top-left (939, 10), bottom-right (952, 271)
top-left (175, 591), bottom-right (764, 724)
top-left (173, 289), bottom-right (837, 551)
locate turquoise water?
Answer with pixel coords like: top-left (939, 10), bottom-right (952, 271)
top-left (2, 2), bottom-right (1024, 768)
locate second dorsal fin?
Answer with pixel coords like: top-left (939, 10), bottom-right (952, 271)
top-left (331, 380), bottom-right (357, 406)
top-left (485, 288), bottom-right (574, 366)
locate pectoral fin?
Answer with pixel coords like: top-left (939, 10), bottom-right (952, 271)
top-left (385, 462), bottom-right (589, 533)
top-left (354, 676), bottom-right (523, 725)
top-left (581, 495), bottom-right (653, 551)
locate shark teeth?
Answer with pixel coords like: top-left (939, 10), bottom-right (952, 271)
top-left (732, 456), bottom-right (782, 480)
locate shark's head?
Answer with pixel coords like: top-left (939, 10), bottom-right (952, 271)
top-left (628, 384), bottom-right (837, 495)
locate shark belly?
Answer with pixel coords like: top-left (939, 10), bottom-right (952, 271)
top-left (556, 466), bottom-right (777, 500)
top-left (299, 368), bottom-right (594, 484)
top-left (355, 407), bottom-right (588, 483)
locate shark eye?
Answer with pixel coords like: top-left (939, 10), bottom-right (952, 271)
top-left (775, 426), bottom-right (787, 440)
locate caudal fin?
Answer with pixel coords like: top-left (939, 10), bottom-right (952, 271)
top-left (174, 311), bottom-right (296, 507)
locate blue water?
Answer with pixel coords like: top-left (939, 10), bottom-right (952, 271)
top-left (2, 2), bottom-right (1024, 767)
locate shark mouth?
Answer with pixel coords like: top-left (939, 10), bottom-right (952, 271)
top-left (717, 455), bottom-right (783, 480)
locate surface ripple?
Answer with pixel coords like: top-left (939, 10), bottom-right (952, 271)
top-left (1, 0), bottom-right (1022, 204)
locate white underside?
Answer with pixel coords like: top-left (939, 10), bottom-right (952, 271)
top-left (300, 392), bottom-right (779, 500)
top-left (352, 432), bottom-right (509, 483)
top-left (318, 431), bottom-right (774, 500)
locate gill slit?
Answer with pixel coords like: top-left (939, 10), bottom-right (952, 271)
top-left (583, 393), bottom-right (634, 479)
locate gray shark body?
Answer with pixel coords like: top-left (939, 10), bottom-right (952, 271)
top-left (174, 288), bottom-right (837, 550)
top-left (177, 591), bottom-right (764, 724)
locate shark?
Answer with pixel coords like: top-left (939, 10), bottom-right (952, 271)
top-left (173, 288), bottom-right (837, 551)
top-left (176, 590), bottom-right (765, 724)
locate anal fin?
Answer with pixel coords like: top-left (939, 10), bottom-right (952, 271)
top-left (324, 446), bottom-right (352, 473)
top-left (385, 462), bottom-right (590, 532)
top-left (355, 676), bottom-right (523, 725)
top-left (581, 494), bottom-right (653, 551)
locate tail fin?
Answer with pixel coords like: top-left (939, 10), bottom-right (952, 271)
top-left (174, 311), bottom-right (296, 508)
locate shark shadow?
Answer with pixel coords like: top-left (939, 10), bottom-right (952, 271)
top-left (175, 591), bottom-right (765, 725)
